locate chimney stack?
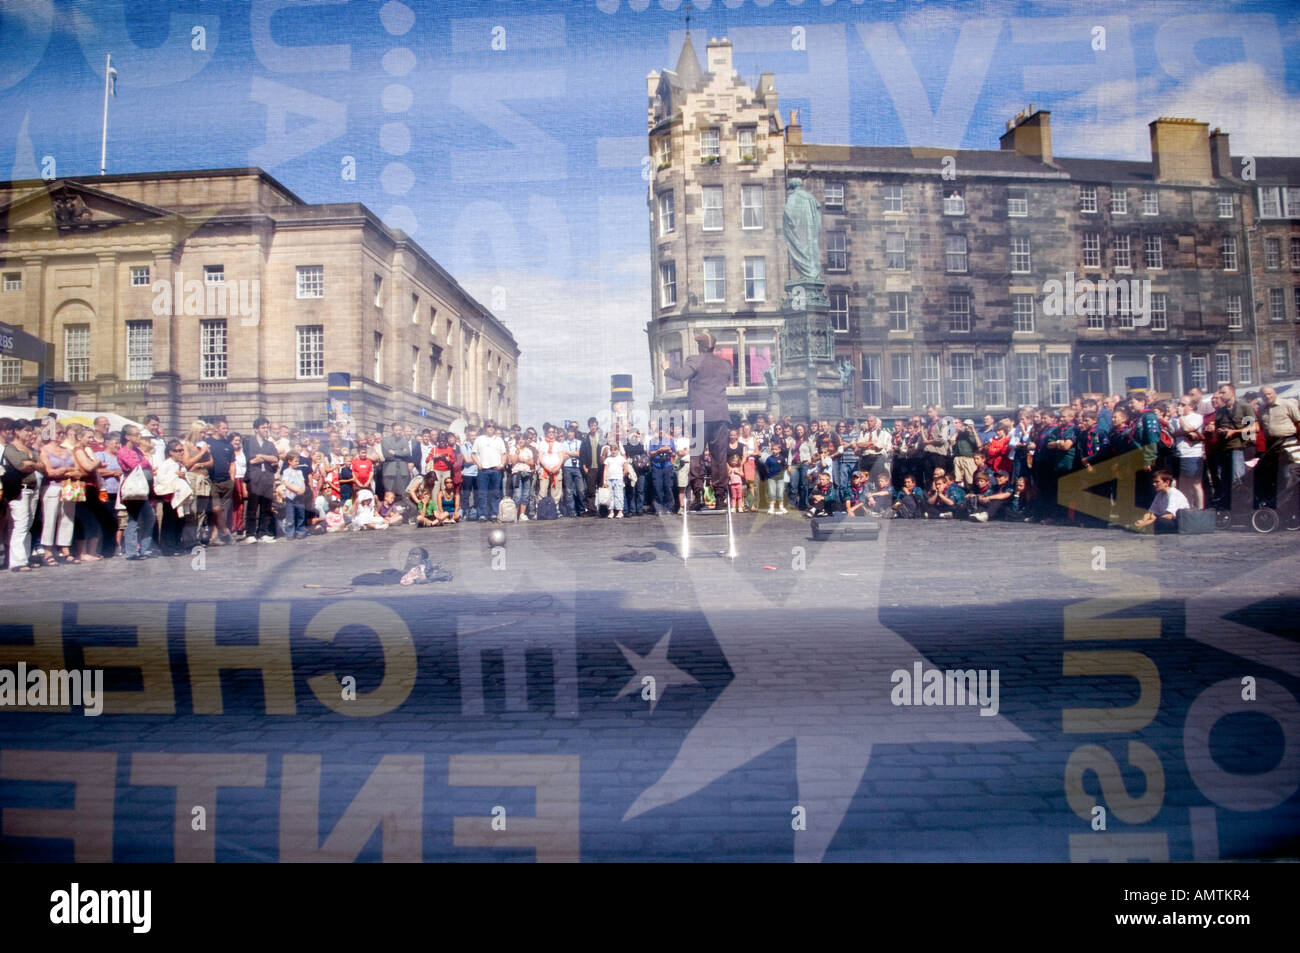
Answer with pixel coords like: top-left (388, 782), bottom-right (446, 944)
top-left (706, 37), bottom-right (733, 75)
top-left (999, 106), bottom-right (1052, 163)
top-left (786, 108), bottom-right (802, 146)
top-left (1210, 127), bottom-right (1232, 178)
top-left (1149, 117), bottom-right (1212, 184)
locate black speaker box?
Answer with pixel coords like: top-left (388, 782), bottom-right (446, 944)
top-left (810, 514), bottom-right (881, 541)
top-left (1177, 508), bottom-right (1216, 535)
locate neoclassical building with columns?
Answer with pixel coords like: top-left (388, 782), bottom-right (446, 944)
top-left (0, 167), bottom-right (518, 434)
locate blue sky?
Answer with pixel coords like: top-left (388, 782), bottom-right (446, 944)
top-left (2, 0), bottom-right (1298, 425)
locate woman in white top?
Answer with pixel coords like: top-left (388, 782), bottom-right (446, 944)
top-left (1172, 397), bottom-right (1206, 509)
top-left (511, 441), bottom-right (536, 521)
top-left (230, 433), bottom-right (248, 537)
top-left (601, 439), bottom-right (633, 518)
top-left (154, 439), bottom-right (196, 554)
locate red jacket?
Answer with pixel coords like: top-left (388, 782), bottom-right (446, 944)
top-left (985, 434), bottom-right (1012, 474)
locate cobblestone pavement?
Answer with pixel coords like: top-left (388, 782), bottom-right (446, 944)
top-left (1, 512), bottom-right (1297, 862)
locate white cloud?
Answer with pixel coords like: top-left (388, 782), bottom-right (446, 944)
top-left (1159, 63), bottom-right (1300, 156)
top-left (1047, 63), bottom-right (1300, 160)
top-left (459, 258), bottom-right (651, 428)
top-left (1046, 75), bottom-right (1157, 161)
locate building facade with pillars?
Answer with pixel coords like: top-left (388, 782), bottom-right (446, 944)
top-left (646, 35), bottom-right (1297, 419)
top-left (0, 168), bottom-right (518, 435)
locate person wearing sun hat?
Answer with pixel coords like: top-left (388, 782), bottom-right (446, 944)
top-left (951, 417), bottom-right (982, 488)
top-left (663, 331), bottom-right (732, 510)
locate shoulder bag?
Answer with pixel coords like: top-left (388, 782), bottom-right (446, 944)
top-left (60, 479), bottom-right (86, 503)
top-left (187, 469), bottom-right (212, 497)
top-left (121, 466), bottom-right (150, 500)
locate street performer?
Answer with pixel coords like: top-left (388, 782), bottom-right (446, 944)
top-left (663, 331), bottom-right (732, 510)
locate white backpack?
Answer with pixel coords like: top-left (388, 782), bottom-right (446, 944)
top-left (498, 498), bottom-right (518, 522)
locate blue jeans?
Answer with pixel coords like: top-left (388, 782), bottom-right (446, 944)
top-left (512, 472), bottom-right (533, 512)
top-left (562, 467), bottom-right (585, 516)
top-left (285, 499), bottom-right (306, 537)
top-left (123, 499), bottom-right (156, 556)
top-left (837, 458), bottom-right (857, 490)
top-left (789, 464), bottom-right (809, 509)
top-left (1231, 449), bottom-right (1245, 484)
top-left (1011, 449), bottom-right (1030, 486)
top-left (461, 471), bottom-right (478, 518)
top-left (477, 468), bottom-right (503, 519)
top-left (629, 471), bottom-right (647, 514)
top-left (651, 467), bottom-right (674, 511)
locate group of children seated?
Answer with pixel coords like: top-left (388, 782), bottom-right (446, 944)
top-left (289, 471), bottom-right (464, 535)
top-left (806, 468), bottom-right (1036, 523)
top-left (308, 488), bottom-right (404, 532)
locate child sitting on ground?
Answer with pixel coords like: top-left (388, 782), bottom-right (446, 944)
top-left (843, 470), bottom-right (869, 517)
top-left (350, 489), bottom-right (389, 530)
top-left (378, 489), bottom-right (406, 525)
top-left (323, 498), bottom-right (346, 532)
top-left (1009, 475), bottom-right (1036, 522)
top-left (865, 471), bottom-right (895, 516)
top-left (806, 471), bottom-right (839, 518)
top-left (966, 469), bottom-right (1011, 522)
top-left (891, 475), bottom-right (924, 519)
top-left (924, 473), bottom-right (967, 519)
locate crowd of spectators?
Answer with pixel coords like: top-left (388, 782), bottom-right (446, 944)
top-left (4, 382), bottom-right (1298, 571)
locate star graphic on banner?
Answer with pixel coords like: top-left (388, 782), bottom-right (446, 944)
top-left (624, 523), bottom-right (1032, 862)
top-left (616, 628), bottom-right (700, 712)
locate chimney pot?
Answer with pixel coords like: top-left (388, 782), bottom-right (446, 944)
top-left (999, 108), bottom-right (1052, 163)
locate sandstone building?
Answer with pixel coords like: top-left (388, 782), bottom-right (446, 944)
top-left (0, 168), bottom-right (518, 434)
top-left (647, 35), bottom-right (1299, 419)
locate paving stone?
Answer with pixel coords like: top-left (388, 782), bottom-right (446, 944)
top-left (0, 516), bottom-right (1296, 861)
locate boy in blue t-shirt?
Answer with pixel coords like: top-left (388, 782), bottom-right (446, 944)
top-left (923, 473), bottom-right (967, 519)
top-left (968, 468), bottom-right (1013, 522)
top-left (891, 475), bottom-right (924, 519)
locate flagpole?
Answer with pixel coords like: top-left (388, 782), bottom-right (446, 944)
top-left (99, 53), bottom-right (112, 175)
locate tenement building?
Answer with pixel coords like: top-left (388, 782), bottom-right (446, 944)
top-left (647, 35), bottom-right (1300, 419)
top-left (0, 168), bottom-right (518, 433)
top-left (1246, 158), bottom-right (1300, 383)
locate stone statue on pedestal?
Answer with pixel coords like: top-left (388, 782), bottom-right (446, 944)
top-left (837, 357), bottom-right (855, 387)
top-left (782, 178), bottom-right (821, 283)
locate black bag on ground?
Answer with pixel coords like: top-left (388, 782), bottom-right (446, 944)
top-left (1177, 508), bottom-right (1216, 534)
top-left (536, 496), bottom-right (559, 520)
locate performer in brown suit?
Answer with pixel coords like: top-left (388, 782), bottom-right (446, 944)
top-left (663, 332), bottom-right (732, 510)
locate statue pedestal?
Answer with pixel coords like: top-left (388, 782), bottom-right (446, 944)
top-left (772, 281), bottom-right (847, 422)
